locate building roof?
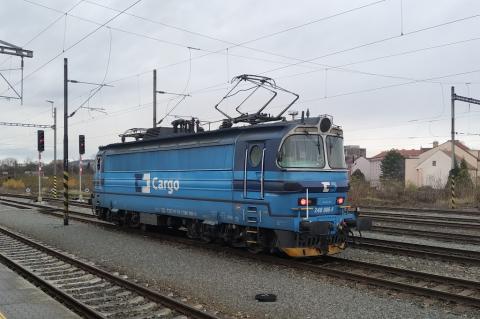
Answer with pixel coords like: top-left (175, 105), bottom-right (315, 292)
top-left (371, 149), bottom-right (424, 160)
top-left (439, 150), bottom-right (477, 170)
top-left (447, 140), bottom-right (480, 160)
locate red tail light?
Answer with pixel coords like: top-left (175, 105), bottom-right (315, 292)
top-left (298, 198), bottom-right (317, 206)
top-left (336, 197), bottom-right (345, 205)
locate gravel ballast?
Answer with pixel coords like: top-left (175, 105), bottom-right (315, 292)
top-left (0, 205), bottom-right (477, 319)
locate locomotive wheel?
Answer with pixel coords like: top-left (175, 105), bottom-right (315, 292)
top-left (129, 212), bottom-right (141, 228)
top-left (247, 244), bottom-right (264, 254)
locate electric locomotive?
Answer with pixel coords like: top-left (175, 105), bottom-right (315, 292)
top-left (93, 75), bottom-right (371, 257)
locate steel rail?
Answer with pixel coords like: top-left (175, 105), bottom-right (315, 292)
top-left (361, 210), bottom-right (480, 223)
top-left (0, 192), bottom-right (92, 209)
top-left (0, 252), bottom-right (105, 319)
top-left (363, 205), bottom-right (480, 217)
top-left (351, 237), bottom-right (480, 265)
top-left (363, 214), bottom-right (480, 230)
top-left (307, 257), bottom-right (480, 307)
top-left (371, 226), bottom-right (480, 244)
top-left (0, 226), bottom-right (220, 319)
top-left (0, 197), bottom-right (96, 219)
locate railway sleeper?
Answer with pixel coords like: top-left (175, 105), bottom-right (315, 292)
top-left (82, 291), bottom-right (133, 306)
top-left (75, 286), bottom-right (125, 301)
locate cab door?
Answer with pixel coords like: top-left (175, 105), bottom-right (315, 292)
top-left (243, 142), bottom-right (265, 200)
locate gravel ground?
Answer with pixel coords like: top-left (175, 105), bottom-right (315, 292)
top-left (0, 205), bottom-right (477, 319)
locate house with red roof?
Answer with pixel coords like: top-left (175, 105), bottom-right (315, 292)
top-left (351, 148), bottom-right (426, 187)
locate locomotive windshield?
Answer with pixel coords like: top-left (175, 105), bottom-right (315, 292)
top-left (326, 136), bottom-right (347, 169)
top-left (278, 134), bottom-right (325, 168)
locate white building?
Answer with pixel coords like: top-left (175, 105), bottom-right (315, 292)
top-left (405, 141), bottom-right (479, 188)
top-left (352, 149), bottom-right (424, 187)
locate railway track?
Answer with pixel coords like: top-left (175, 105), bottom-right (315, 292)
top-left (351, 237), bottom-right (480, 265)
top-left (0, 192), bottom-right (92, 209)
top-left (371, 225), bottom-right (480, 244)
top-left (364, 205), bottom-right (480, 217)
top-left (361, 210), bottom-right (480, 224)
top-left (2, 196), bottom-right (480, 308)
top-left (294, 257), bottom-right (480, 308)
top-left (0, 226), bottom-right (219, 319)
top-left (0, 196), bottom-right (97, 219)
top-left (361, 212), bottom-right (480, 230)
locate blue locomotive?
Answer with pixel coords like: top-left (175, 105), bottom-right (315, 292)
top-left (93, 75), bottom-right (370, 257)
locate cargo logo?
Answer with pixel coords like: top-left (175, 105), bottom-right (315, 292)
top-left (134, 173), bottom-right (180, 194)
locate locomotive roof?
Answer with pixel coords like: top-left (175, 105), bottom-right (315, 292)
top-left (99, 117), bottom-right (338, 151)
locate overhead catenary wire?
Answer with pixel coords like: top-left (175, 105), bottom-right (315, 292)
top-left (257, 12), bottom-right (480, 76)
top-left (5, 0), bottom-right (480, 99)
top-left (0, 0), bottom-right (85, 67)
top-left (4, 0), bottom-right (143, 89)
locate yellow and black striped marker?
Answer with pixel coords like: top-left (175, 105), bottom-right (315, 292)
top-left (53, 175), bottom-right (57, 198)
top-left (451, 176), bottom-right (456, 209)
top-left (63, 171), bottom-right (69, 225)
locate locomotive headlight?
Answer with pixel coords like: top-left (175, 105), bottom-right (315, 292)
top-left (336, 197), bottom-right (345, 205)
top-left (298, 198), bottom-right (317, 206)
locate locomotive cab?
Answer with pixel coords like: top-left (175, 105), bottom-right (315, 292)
top-left (270, 117), bottom-right (362, 257)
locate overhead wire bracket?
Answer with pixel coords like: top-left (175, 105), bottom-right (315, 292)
top-left (0, 40), bottom-right (33, 104)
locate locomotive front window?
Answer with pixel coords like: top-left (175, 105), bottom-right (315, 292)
top-left (278, 134), bottom-right (325, 168)
top-left (326, 136), bottom-right (347, 169)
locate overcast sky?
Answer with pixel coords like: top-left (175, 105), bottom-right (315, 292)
top-left (1, 0), bottom-right (480, 162)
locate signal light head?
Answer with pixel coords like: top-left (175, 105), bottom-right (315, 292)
top-left (336, 197), bottom-right (345, 205)
top-left (37, 130), bottom-right (45, 152)
top-left (79, 135), bottom-right (85, 154)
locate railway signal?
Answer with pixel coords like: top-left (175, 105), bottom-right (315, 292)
top-left (37, 130), bottom-right (44, 203)
top-left (37, 130), bottom-right (44, 152)
top-left (79, 135), bottom-right (85, 202)
top-left (79, 134), bottom-right (85, 155)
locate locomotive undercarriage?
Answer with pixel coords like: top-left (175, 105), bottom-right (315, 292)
top-left (95, 207), bottom-right (350, 257)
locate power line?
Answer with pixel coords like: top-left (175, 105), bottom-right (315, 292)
top-left (265, 35), bottom-right (480, 84)
top-left (103, 10), bottom-right (480, 99)
top-left (84, 0), bottom-right (386, 54)
top-left (0, 0), bottom-right (85, 67)
top-left (73, 1), bottom-right (390, 85)
top-left (295, 68), bottom-right (480, 104)
top-left (259, 12), bottom-right (480, 75)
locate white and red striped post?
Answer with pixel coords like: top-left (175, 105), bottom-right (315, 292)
top-left (37, 151), bottom-right (42, 202)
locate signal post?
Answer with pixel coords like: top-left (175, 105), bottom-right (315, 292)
top-left (37, 130), bottom-right (44, 202)
top-left (79, 135), bottom-right (85, 202)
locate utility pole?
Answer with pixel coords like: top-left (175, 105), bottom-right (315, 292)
top-left (450, 86), bottom-right (480, 208)
top-left (451, 86), bottom-right (456, 170)
top-left (153, 69), bottom-right (157, 128)
top-left (451, 86), bottom-right (480, 167)
top-left (63, 58), bottom-right (69, 226)
top-left (62, 58), bottom-right (111, 224)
